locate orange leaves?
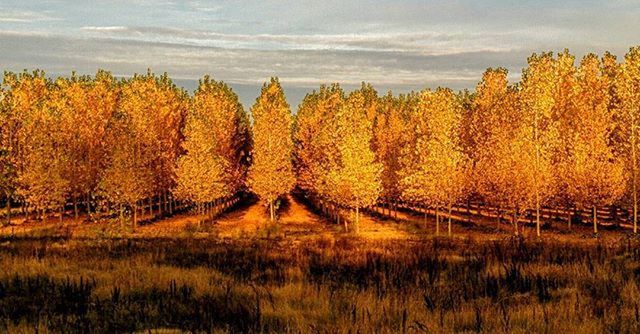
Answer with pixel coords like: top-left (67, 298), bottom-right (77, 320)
top-left (248, 78), bottom-right (295, 211)
top-left (174, 75), bottom-right (248, 205)
top-left (322, 88), bottom-right (382, 211)
top-left (399, 88), bottom-right (465, 209)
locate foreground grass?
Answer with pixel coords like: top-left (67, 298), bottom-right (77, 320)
top-left (1, 234), bottom-right (640, 333)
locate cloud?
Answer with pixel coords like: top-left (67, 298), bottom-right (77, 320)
top-left (79, 25), bottom-right (527, 56)
top-left (0, 30), bottom-right (531, 107)
top-left (0, 9), bottom-right (60, 23)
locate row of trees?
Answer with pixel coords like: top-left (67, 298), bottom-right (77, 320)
top-left (1, 46), bottom-right (639, 235)
top-left (0, 70), bottom-right (250, 227)
top-left (293, 47), bottom-right (640, 236)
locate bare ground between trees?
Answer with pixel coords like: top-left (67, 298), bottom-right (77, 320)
top-left (1, 195), bottom-right (636, 244)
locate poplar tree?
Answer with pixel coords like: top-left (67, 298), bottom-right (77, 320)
top-left (373, 92), bottom-right (415, 216)
top-left (293, 84), bottom-right (344, 197)
top-left (174, 76), bottom-right (249, 223)
top-left (550, 50), bottom-right (578, 222)
top-left (248, 78), bottom-right (295, 222)
top-left (520, 53), bottom-right (560, 237)
top-left (322, 90), bottom-right (381, 231)
top-left (475, 85), bottom-right (534, 235)
top-left (400, 88), bottom-right (466, 236)
top-left (617, 47), bottom-right (640, 234)
top-left (53, 71), bottom-right (118, 218)
top-left (563, 54), bottom-right (626, 234)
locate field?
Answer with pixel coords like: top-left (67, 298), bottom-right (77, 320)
top-left (1, 196), bottom-right (640, 333)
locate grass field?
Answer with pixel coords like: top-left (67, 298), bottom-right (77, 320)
top-left (1, 196), bottom-right (639, 333)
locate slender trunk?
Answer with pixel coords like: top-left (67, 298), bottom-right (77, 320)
top-left (466, 199), bottom-right (471, 224)
top-left (448, 203), bottom-right (452, 237)
top-left (133, 204), bottom-right (137, 230)
top-left (119, 204), bottom-right (123, 228)
top-left (424, 206), bottom-right (427, 226)
top-left (513, 210), bottom-right (519, 236)
top-left (59, 206), bottom-right (63, 224)
top-left (343, 208), bottom-right (348, 232)
top-left (73, 198), bottom-right (78, 220)
top-left (355, 207), bottom-right (359, 233)
top-left (536, 203), bottom-right (541, 237)
top-left (394, 200), bottom-right (398, 219)
top-left (269, 201), bottom-right (274, 222)
top-left (436, 207), bottom-right (440, 236)
top-left (5, 197), bottom-right (10, 224)
top-left (534, 107), bottom-right (541, 238)
top-left (148, 197), bottom-right (153, 219)
top-left (633, 120), bottom-right (638, 234)
top-left (567, 208), bottom-right (572, 230)
top-left (593, 206), bottom-right (598, 235)
top-left (163, 191), bottom-right (168, 214)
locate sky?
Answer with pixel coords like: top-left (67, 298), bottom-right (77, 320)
top-left (1, 0), bottom-right (639, 109)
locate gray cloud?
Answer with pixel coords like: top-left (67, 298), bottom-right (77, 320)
top-left (0, 30), bottom-right (530, 107)
top-left (79, 25), bottom-right (524, 55)
top-left (1, 0), bottom-right (638, 108)
top-left (0, 9), bottom-right (60, 23)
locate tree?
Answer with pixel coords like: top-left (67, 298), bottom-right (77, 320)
top-left (467, 68), bottom-right (510, 211)
top-left (561, 54), bottom-right (626, 234)
top-left (52, 71), bottom-right (118, 218)
top-left (100, 71), bottom-right (187, 228)
top-left (293, 84), bottom-right (344, 197)
top-left (373, 92), bottom-right (415, 217)
top-left (99, 111), bottom-right (153, 228)
top-left (399, 88), bottom-right (466, 236)
top-left (617, 47), bottom-right (640, 234)
top-left (174, 75), bottom-right (249, 223)
top-left (550, 50), bottom-right (578, 223)
top-left (322, 89), bottom-right (382, 231)
top-left (520, 52), bottom-right (560, 237)
top-left (475, 84), bottom-right (537, 235)
top-left (2, 71), bottom-right (71, 220)
top-left (248, 78), bottom-right (295, 222)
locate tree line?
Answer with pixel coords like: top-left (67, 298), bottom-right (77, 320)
top-left (1, 46), bottom-right (640, 235)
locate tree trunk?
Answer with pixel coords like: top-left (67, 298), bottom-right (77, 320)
top-left (119, 204), bottom-right (124, 228)
top-left (436, 207), bottom-right (440, 236)
top-left (633, 122), bottom-right (638, 234)
top-left (424, 207), bottom-right (427, 226)
top-left (466, 199), bottom-right (471, 224)
top-left (148, 197), bottom-right (153, 219)
top-left (394, 200), bottom-right (398, 219)
top-left (567, 208), bottom-right (572, 230)
top-left (448, 203), bottom-right (452, 237)
top-left (5, 197), bottom-right (10, 224)
top-left (513, 210), bottom-right (519, 236)
top-left (133, 204), bottom-right (137, 230)
top-left (355, 207), bottom-right (359, 233)
top-left (593, 206), bottom-right (598, 235)
top-left (536, 203), bottom-right (541, 237)
top-left (269, 201), bottom-right (274, 222)
top-left (73, 198), bottom-right (78, 220)
top-left (343, 210), bottom-right (348, 232)
top-left (59, 206), bottom-right (63, 224)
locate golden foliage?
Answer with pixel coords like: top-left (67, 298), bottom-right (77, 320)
top-left (247, 78), bottom-right (296, 221)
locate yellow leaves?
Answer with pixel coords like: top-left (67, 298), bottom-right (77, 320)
top-left (293, 84), bottom-right (345, 194)
top-left (322, 89), bottom-right (381, 209)
top-left (248, 78), bottom-right (295, 204)
top-left (399, 88), bottom-right (465, 208)
top-left (174, 75), bottom-right (248, 204)
top-left (560, 54), bottom-right (627, 208)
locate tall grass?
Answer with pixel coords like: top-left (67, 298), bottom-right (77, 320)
top-left (0, 235), bottom-right (639, 332)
